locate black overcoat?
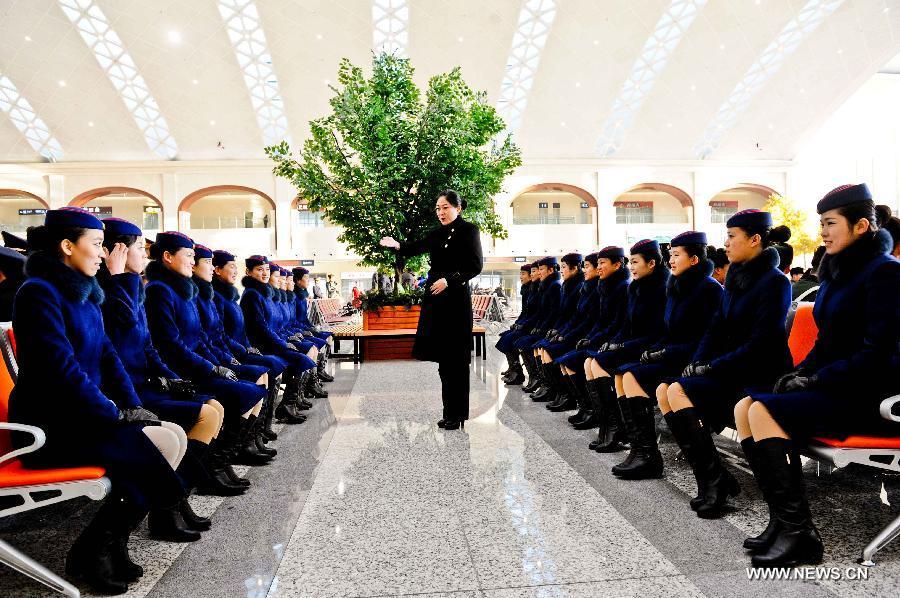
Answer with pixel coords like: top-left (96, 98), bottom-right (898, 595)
top-left (397, 215), bottom-right (483, 363)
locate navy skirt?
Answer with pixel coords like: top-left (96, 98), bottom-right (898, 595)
top-left (513, 334), bottom-right (544, 350)
top-left (232, 362), bottom-right (268, 383)
top-left (138, 387), bottom-right (207, 431)
top-left (621, 361), bottom-right (681, 396)
top-left (243, 352), bottom-right (287, 377)
top-left (677, 375), bottom-right (762, 433)
top-left (555, 348), bottom-right (590, 370)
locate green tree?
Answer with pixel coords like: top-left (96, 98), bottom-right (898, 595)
top-left (763, 192), bottom-right (821, 263)
top-left (266, 53), bottom-right (521, 289)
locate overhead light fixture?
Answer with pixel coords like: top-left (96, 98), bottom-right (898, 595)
top-left (210, 120), bottom-right (216, 126)
top-left (0, 74), bottom-right (64, 160)
top-left (24, 35), bottom-right (31, 42)
top-left (595, 0), bottom-right (708, 156)
top-left (496, 0), bottom-right (559, 135)
top-left (192, 79), bottom-right (199, 85)
top-left (58, 80), bottom-right (66, 87)
top-left (168, 30), bottom-right (182, 44)
top-left (372, 0), bottom-right (409, 56)
top-left (88, 121), bottom-right (94, 127)
top-left (59, 0), bottom-right (179, 159)
top-left (694, 0), bottom-right (844, 158)
top-left (218, 0), bottom-right (291, 147)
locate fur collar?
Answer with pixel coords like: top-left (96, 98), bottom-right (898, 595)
top-left (599, 266), bottom-right (630, 296)
top-left (540, 271), bottom-right (562, 290)
top-left (581, 277), bottom-right (600, 295)
top-left (270, 287), bottom-right (283, 302)
top-left (668, 258), bottom-right (714, 297)
top-left (562, 271), bottom-right (585, 294)
top-left (241, 276), bottom-right (273, 299)
top-left (294, 286), bottom-right (309, 301)
top-left (819, 229), bottom-right (893, 283)
top-left (285, 290), bottom-right (296, 303)
top-left (212, 276), bottom-right (240, 302)
top-left (629, 262), bottom-right (670, 297)
top-left (725, 247), bottom-right (780, 293)
top-left (145, 260), bottom-right (196, 300)
top-left (24, 251), bottom-right (104, 305)
top-left (192, 275), bottom-right (214, 301)
top-left (97, 265), bottom-right (144, 305)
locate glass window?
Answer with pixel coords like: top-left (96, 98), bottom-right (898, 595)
top-left (710, 203), bottom-right (738, 223)
top-left (297, 210), bottom-right (327, 228)
top-left (615, 203), bottom-right (653, 224)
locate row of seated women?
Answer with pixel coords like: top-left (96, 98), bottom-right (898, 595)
top-left (496, 183), bottom-right (899, 569)
top-left (6, 207), bottom-right (336, 595)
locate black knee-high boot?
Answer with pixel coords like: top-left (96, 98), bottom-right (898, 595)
top-left (107, 496), bottom-right (150, 584)
top-left (305, 369), bottom-right (329, 398)
top-left (232, 415), bottom-right (273, 466)
top-left (611, 397), bottom-right (663, 479)
top-left (547, 367), bottom-right (576, 411)
top-left (174, 439), bottom-right (214, 531)
top-left (663, 410), bottom-right (705, 510)
top-left (666, 408), bottom-right (739, 518)
top-left (503, 352), bottom-right (525, 385)
top-left (567, 373), bottom-right (591, 424)
top-left (531, 361), bottom-right (555, 402)
top-left (251, 412), bottom-right (277, 457)
top-left (521, 351), bottom-right (541, 393)
top-left (750, 438), bottom-right (823, 568)
top-left (590, 379), bottom-right (627, 452)
top-left (317, 351), bottom-right (334, 382)
top-left (261, 376), bottom-right (279, 440)
top-left (740, 438), bottom-right (780, 552)
top-left (275, 372), bottom-right (307, 423)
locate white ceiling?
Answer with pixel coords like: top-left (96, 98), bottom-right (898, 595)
top-left (0, 0), bottom-right (898, 164)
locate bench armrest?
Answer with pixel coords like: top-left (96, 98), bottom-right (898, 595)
top-left (0, 423), bottom-right (46, 466)
top-left (880, 395), bottom-right (900, 423)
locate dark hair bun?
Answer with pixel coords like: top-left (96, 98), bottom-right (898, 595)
top-left (148, 242), bottom-right (165, 261)
top-left (875, 204), bottom-right (893, 227)
top-left (25, 225), bottom-right (51, 252)
top-left (770, 225), bottom-right (792, 244)
top-left (459, 199), bottom-right (468, 210)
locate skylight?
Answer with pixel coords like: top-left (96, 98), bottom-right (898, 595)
top-left (0, 74), bottom-right (63, 160)
top-left (373, 0), bottom-right (409, 57)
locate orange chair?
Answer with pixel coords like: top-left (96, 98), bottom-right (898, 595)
top-left (0, 324), bottom-right (110, 596)
top-left (783, 308), bottom-right (900, 565)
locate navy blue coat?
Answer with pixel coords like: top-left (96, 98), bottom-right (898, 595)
top-left (145, 262), bottom-right (263, 416)
top-left (514, 272), bottom-right (563, 349)
top-left (495, 280), bottom-right (538, 352)
top-left (555, 267), bottom-right (630, 369)
top-left (535, 272), bottom-right (584, 349)
top-left (680, 247), bottom-right (792, 430)
top-left (622, 260), bottom-right (723, 392)
top-left (240, 277), bottom-right (316, 372)
top-left (10, 252), bottom-right (183, 509)
top-left (293, 287), bottom-right (332, 342)
top-left (211, 277), bottom-right (286, 377)
top-left (590, 264), bottom-right (670, 371)
top-left (100, 269), bottom-right (206, 429)
top-left (754, 230), bottom-right (900, 438)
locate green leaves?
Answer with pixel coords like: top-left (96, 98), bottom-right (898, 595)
top-left (265, 52), bottom-right (521, 279)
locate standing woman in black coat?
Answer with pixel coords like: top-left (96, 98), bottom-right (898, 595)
top-left (661, 210), bottom-right (792, 519)
top-left (734, 184), bottom-right (900, 568)
top-left (380, 190), bottom-right (483, 430)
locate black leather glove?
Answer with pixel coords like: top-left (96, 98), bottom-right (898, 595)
top-left (640, 349), bottom-right (666, 364)
top-left (682, 362), bottom-right (711, 378)
top-left (605, 342), bottom-right (623, 352)
top-left (168, 379), bottom-right (196, 401)
top-left (118, 407), bottom-right (161, 426)
top-left (554, 335), bottom-right (565, 343)
top-left (230, 356), bottom-right (241, 366)
top-left (247, 346), bottom-right (262, 356)
top-left (575, 338), bottom-right (589, 350)
top-left (302, 330), bottom-right (315, 337)
top-left (544, 329), bottom-right (557, 340)
top-left (289, 333), bottom-right (304, 343)
top-left (774, 372), bottom-right (816, 394)
top-left (212, 365), bottom-right (238, 381)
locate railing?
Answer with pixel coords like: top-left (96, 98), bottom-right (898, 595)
top-left (190, 216), bottom-right (271, 230)
top-left (512, 216), bottom-right (586, 225)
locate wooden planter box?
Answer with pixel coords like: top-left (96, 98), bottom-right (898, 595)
top-left (362, 306), bottom-right (421, 360)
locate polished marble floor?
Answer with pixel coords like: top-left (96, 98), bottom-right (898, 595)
top-left (0, 343), bottom-right (897, 597)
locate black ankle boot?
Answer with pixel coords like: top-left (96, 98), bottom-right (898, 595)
top-left (232, 417), bottom-right (274, 466)
top-left (612, 397), bottom-right (663, 479)
top-left (670, 408), bottom-right (739, 518)
top-left (751, 438), bottom-right (823, 568)
top-left (591, 380), bottom-right (627, 452)
top-left (148, 505), bottom-right (201, 542)
top-left (741, 438), bottom-right (780, 553)
top-left (67, 495), bottom-right (145, 594)
top-left (663, 411), bottom-right (706, 510)
top-left (178, 497), bottom-right (211, 532)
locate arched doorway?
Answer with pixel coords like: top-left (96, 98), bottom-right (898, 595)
top-left (510, 183), bottom-right (598, 225)
top-left (0, 189), bottom-right (48, 237)
top-left (179, 186), bottom-right (276, 253)
top-left (612, 183), bottom-right (693, 245)
top-left (708, 185), bottom-right (775, 223)
top-left (71, 187), bottom-right (163, 235)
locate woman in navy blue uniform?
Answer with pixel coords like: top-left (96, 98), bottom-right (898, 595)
top-left (498, 263), bottom-right (535, 384)
top-left (211, 250), bottom-right (290, 434)
top-left (144, 232), bottom-right (271, 472)
top-left (533, 253), bottom-right (584, 409)
top-left (191, 244), bottom-right (275, 461)
top-left (10, 208), bottom-right (185, 594)
top-left (290, 267), bottom-right (335, 382)
top-left (734, 184), bottom-right (900, 568)
top-left (240, 255), bottom-right (318, 421)
top-left (379, 190), bottom-right (484, 430)
top-left (517, 257), bottom-right (563, 396)
top-left (556, 247), bottom-right (630, 442)
top-left (614, 232), bottom-right (723, 480)
top-left (661, 210), bottom-right (792, 519)
top-left (99, 218), bottom-right (235, 539)
top-left (584, 240), bottom-right (669, 455)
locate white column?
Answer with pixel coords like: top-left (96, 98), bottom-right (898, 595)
top-left (161, 173), bottom-right (179, 232)
top-left (45, 175), bottom-right (66, 208)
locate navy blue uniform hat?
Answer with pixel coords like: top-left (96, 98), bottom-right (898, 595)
top-left (292, 266), bottom-right (309, 278)
top-left (630, 239), bottom-right (660, 255)
top-left (584, 252), bottom-right (600, 266)
top-left (816, 183), bottom-right (872, 214)
top-left (0, 246), bottom-right (25, 276)
top-left (245, 254), bottom-right (268, 269)
top-left (101, 217), bottom-right (142, 237)
top-left (670, 231), bottom-right (707, 247)
top-left (597, 245), bottom-right (625, 260)
top-left (212, 250), bottom-right (235, 267)
top-left (153, 231), bottom-right (194, 253)
top-left (519, 263), bottom-right (532, 272)
top-left (194, 244), bottom-right (213, 259)
top-left (269, 263), bottom-right (282, 276)
top-left (561, 252), bottom-right (583, 267)
top-left (726, 209), bottom-right (773, 229)
top-left (46, 207), bottom-right (103, 230)
top-left (540, 256), bottom-right (558, 267)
